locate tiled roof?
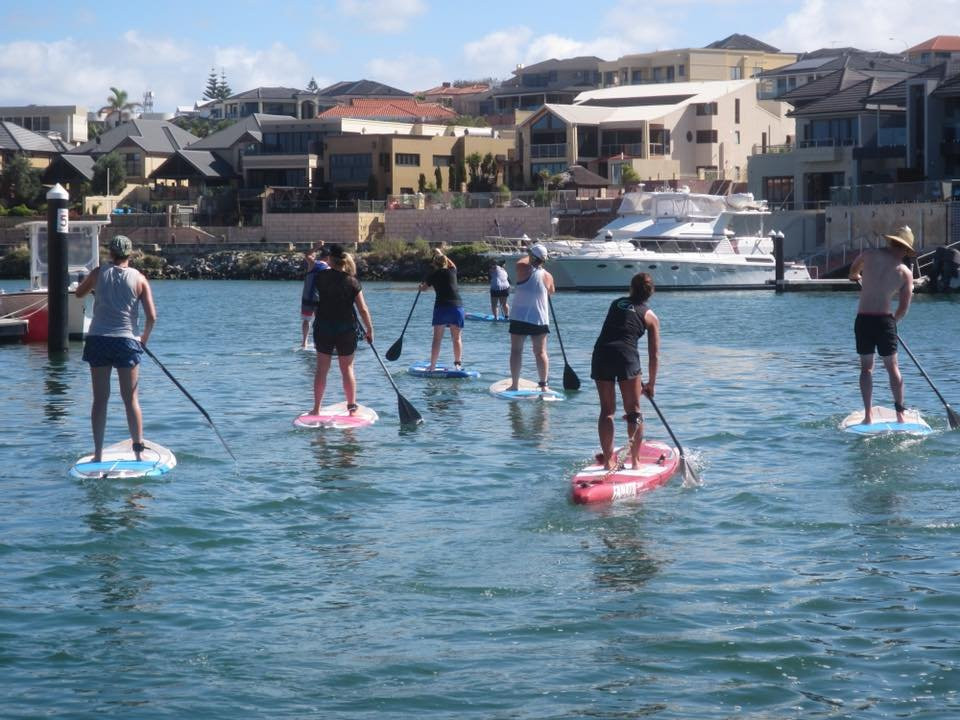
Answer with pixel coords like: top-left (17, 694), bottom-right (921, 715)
top-left (0, 121), bottom-right (64, 153)
top-left (420, 84), bottom-right (490, 96)
top-left (705, 34), bottom-right (780, 53)
top-left (865, 64), bottom-right (949, 106)
top-left (226, 86), bottom-right (305, 101)
top-left (908, 36), bottom-right (960, 53)
top-left (317, 99), bottom-right (456, 121)
top-left (563, 164), bottom-right (609, 187)
top-left (71, 119), bottom-right (198, 155)
top-left (42, 153), bottom-right (95, 183)
top-left (779, 68), bottom-right (871, 104)
top-left (763, 50), bottom-right (923, 77)
top-left (513, 56), bottom-right (605, 73)
top-left (317, 80), bottom-right (411, 98)
top-left (150, 150), bottom-right (236, 179)
top-left (788, 77), bottom-right (902, 117)
top-left (187, 113), bottom-right (292, 150)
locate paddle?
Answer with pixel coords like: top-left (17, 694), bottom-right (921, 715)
top-left (898, 335), bottom-right (960, 430)
top-left (141, 343), bottom-right (238, 462)
top-left (356, 311), bottom-right (423, 426)
top-left (385, 289), bottom-right (421, 361)
top-left (646, 394), bottom-right (700, 486)
top-left (547, 295), bottom-right (581, 391)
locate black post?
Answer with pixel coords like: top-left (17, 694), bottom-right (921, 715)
top-left (772, 230), bottom-right (785, 293)
top-left (46, 184), bottom-right (70, 354)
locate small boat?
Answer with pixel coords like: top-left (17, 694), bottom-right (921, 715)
top-left (0, 220), bottom-right (106, 341)
top-left (488, 190), bottom-right (811, 291)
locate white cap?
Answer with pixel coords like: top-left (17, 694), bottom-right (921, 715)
top-left (529, 243), bottom-right (548, 261)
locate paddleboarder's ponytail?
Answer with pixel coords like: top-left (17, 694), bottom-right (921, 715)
top-left (630, 272), bottom-right (654, 303)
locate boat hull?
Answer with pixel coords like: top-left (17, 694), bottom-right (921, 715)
top-left (0, 290), bottom-right (90, 341)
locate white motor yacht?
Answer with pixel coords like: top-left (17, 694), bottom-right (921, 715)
top-left (492, 190), bottom-right (811, 291)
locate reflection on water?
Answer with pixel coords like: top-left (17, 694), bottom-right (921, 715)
top-left (309, 429), bottom-right (361, 470)
top-left (43, 354), bottom-right (73, 424)
top-left (420, 381), bottom-right (465, 419)
top-left (592, 516), bottom-right (663, 592)
top-left (508, 400), bottom-right (549, 444)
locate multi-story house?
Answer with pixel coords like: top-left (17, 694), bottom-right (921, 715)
top-left (517, 79), bottom-right (792, 186)
top-left (202, 87), bottom-right (325, 121)
top-left (906, 36), bottom-right (960, 67)
top-left (748, 49), bottom-right (925, 208)
top-left (491, 57), bottom-right (604, 113)
top-left (418, 83), bottom-right (491, 117)
top-left (318, 99), bottom-right (457, 124)
top-left (0, 105), bottom-right (88, 145)
top-left (0, 121), bottom-right (67, 173)
top-left (600, 34), bottom-right (795, 88)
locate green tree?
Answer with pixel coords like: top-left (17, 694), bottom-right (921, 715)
top-left (620, 164), bottom-right (640, 186)
top-left (306, 77), bottom-right (320, 93)
top-left (0, 153), bottom-right (43, 208)
top-left (92, 152), bottom-right (126, 196)
top-left (417, 173), bottom-right (427, 193)
top-left (434, 166), bottom-right (443, 190)
top-left (100, 87), bottom-right (141, 127)
top-left (481, 152), bottom-right (495, 185)
top-left (447, 164), bottom-right (455, 192)
top-left (203, 67), bottom-right (220, 101)
top-left (465, 152), bottom-right (482, 189)
top-left (367, 173), bottom-right (378, 199)
top-left (217, 70), bottom-right (232, 100)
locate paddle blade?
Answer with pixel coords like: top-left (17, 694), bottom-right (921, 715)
top-left (397, 394), bottom-right (423, 426)
top-left (947, 404), bottom-right (960, 430)
top-left (562, 363), bottom-right (581, 391)
top-left (385, 338), bottom-right (402, 362)
top-left (679, 456), bottom-right (701, 488)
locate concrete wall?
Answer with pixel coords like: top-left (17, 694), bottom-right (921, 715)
top-left (825, 202), bottom-right (948, 254)
top-left (384, 206), bottom-right (551, 245)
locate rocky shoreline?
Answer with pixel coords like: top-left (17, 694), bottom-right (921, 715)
top-left (0, 243), bottom-right (497, 283)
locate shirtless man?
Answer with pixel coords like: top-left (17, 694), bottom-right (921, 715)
top-left (848, 225), bottom-right (915, 424)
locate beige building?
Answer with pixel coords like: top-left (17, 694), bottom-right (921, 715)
top-left (519, 79), bottom-right (793, 185)
top-left (600, 35), bottom-right (796, 88)
top-left (0, 104), bottom-right (88, 145)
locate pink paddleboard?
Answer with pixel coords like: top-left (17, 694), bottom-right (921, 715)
top-left (571, 440), bottom-right (678, 504)
top-left (293, 402), bottom-right (378, 429)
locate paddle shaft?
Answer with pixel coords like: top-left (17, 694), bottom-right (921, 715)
top-left (397, 290), bottom-right (421, 338)
top-left (646, 394), bottom-right (688, 460)
top-left (547, 295), bottom-right (580, 389)
top-left (898, 335), bottom-right (960, 427)
top-left (357, 310), bottom-right (423, 425)
top-left (141, 344), bottom-right (237, 462)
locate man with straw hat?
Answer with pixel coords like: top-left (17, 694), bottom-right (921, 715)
top-left (848, 225), bottom-right (915, 424)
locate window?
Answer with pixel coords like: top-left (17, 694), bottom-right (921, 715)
top-left (763, 176), bottom-right (794, 208)
top-left (330, 153), bottom-right (373, 182)
top-left (678, 64), bottom-right (686, 78)
top-left (696, 130), bottom-right (718, 143)
top-left (735, 98), bottom-right (740, 124)
top-left (734, 130), bottom-right (741, 145)
top-left (730, 66), bottom-right (742, 80)
top-left (696, 102), bottom-right (718, 116)
top-left (432, 155), bottom-right (453, 167)
top-left (124, 152), bottom-right (140, 176)
top-left (632, 70), bottom-right (644, 84)
top-left (395, 153), bottom-right (420, 166)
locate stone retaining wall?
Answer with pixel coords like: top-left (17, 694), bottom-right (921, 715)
top-left (384, 207), bottom-right (551, 244)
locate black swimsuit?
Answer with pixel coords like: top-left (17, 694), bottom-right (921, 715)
top-left (590, 298), bottom-right (648, 382)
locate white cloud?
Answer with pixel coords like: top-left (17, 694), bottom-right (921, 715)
top-left (763, 0), bottom-right (960, 54)
top-left (365, 54), bottom-right (446, 92)
top-left (214, 42), bottom-right (310, 91)
top-left (338, 0), bottom-right (426, 34)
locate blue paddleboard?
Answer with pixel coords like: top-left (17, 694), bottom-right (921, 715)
top-left (70, 439), bottom-right (177, 479)
top-left (466, 312), bottom-right (508, 323)
top-left (841, 406), bottom-right (933, 436)
top-left (408, 362), bottom-right (480, 379)
top-left (489, 377), bottom-right (564, 401)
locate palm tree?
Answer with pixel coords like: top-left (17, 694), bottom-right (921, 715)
top-left (100, 87), bottom-right (141, 127)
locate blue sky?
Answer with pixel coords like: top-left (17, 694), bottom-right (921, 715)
top-left (0, 0), bottom-right (952, 113)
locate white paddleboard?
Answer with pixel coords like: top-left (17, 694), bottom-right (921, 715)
top-left (841, 406), bottom-right (933, 436)
top-left (488, 377), bottom-right (564, 401)
top-left (70, 439), bottom-right (177, 479)
top-left (294, 401), bottom-right (379, 429)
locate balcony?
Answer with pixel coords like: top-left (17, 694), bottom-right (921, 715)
top-left (600, 143), bottom-right (644, 157)
top-left (530, 143), bottom-right (567, 159)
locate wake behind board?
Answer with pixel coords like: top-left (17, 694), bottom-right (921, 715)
top-left (488, 377), bottom-right (564, 401)
top-left (294, 401), bottom-right (378, 429)
top-left (571, 441), bottom-right (678, 504)
top-left (841, 406), bottom-right (933, 436)
top-left (466, 312), bottom-right (508, 323)
top-left (408, 361), bottom-right (480, 379)
top-left (70, 439), bottom-right (176, 480)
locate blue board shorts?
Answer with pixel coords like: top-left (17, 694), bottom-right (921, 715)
top-left (432, 304), bottom-right (465, 328)
top-left (82, 335), bottom-right (143, 368)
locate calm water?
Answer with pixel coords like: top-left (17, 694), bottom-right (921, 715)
top-left (2, 279), bottom-right (959, 719)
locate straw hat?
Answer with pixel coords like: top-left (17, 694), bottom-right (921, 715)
top-left (884, 225), bottom-right (916, 256)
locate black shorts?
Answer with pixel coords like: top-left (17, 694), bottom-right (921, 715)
top-left (490, 288), bottom-right (510, 298)
top-left (509, 320), bottom-right (549, 336)
top-left (591, 346), bottom-right (641, 382)
top-left (855, 313), bottom-right (897, 357)
top-left (314, 329), bottom-right (358, 356)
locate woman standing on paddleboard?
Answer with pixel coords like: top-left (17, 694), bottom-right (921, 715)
top-left (590, 272), bottom-right (660, 471)
top-left (309, 244), bottom-right (373, 416)
top-left (419, 249), bottom-right (464, 371)
top-left (508, 243), bottom-right (555, 392)
top-left (75, 235), bottom-right (157, 463)
top-left (489, 259), bottom-right (510, 320)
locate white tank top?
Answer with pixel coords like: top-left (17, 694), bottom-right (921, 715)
top-left (511, 267), bottom-right (549, 326)
top-left (88, 264), bottom-right (142, 338)
top-left (490, 265), bottom-right (510, 291)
